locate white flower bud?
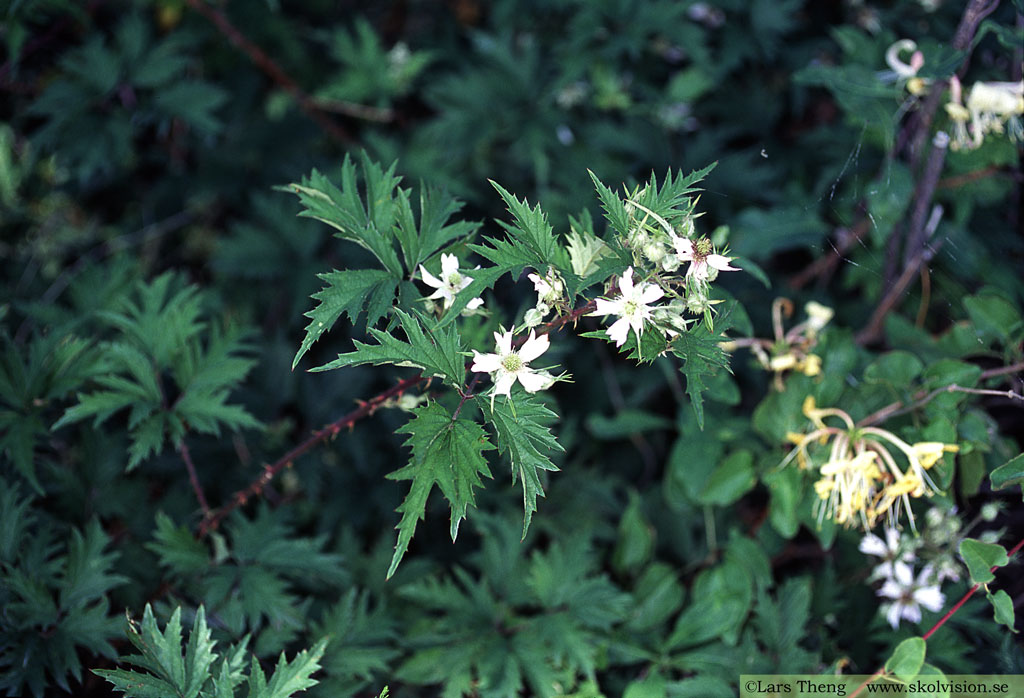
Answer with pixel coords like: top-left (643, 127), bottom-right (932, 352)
top-left (805, 301), bottom-right (834, 334)
top-left (643, 242), bottom-right (666, 264)
top-left (523, 306), bottom-right (546, 328)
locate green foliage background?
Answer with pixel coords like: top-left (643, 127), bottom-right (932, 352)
top-left (1, 0), bottom-right (1022, 696)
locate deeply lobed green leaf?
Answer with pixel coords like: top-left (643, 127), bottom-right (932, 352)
top-left (387, 402), bottom-right (494, 578)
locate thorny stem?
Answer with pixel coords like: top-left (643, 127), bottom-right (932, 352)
top-left (311, 97), bottom-right (395, 123)
top-left (198, 299), bottom-right (598, 537)
top-left (179, 440), bottom-right (210, 517)
top-left (452, 374), bottom-right (481, 421)
top-left (183, 0), bottom-right (352, 145)
top-left (869, 0), bottom-right (999, 326)
top-left (902, 135), bottom-right (949, 269)
top-left (198, 375), bottom-right (422, 537)
top-left (849, 535), bottom-right (1024, 698)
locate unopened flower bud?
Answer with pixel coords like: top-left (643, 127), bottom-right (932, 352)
top-left (980, 502), bottom-right (1001, 522)
top-left (686, 293), bottom-right (711, 315)
top-left (523, 306), bottom-right (546, 327)
top-left (643, 242), bottom-right (666, 264)
top-left (805, 301), bottom-right (834, 334)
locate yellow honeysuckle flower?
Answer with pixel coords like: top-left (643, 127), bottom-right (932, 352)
top-left (911, 442), bottom-right (959, 469)
top-left (785, 431), bottom-right (807, 446)
top-left (907, 77), bottom-right (927, 96)
top-left (816, 452), bottom-right (883, 528)
top-left (888, 471), bottom-right (924, 498)
top-left (800, 354), bottom-right (822, 377)
top-left (814, 477), bottom-right (834, 500)
top-left (804, 301), bottom-right (834, 335)
top-left (802, 395), bottom-right (824, 428)
top-left (782, 397), bottom-right (953, 531)
top-left (770, 353), bottom-right (798, 371)
top-left (785, 431), bottom-right (811, 469)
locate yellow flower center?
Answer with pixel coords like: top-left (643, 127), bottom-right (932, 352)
top-left (501, 353), bottom-right (523, 373)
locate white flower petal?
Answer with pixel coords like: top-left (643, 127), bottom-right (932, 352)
top-left (870, 562), bottom-right (894, 581)
top-left (628, 313), bottom-right (646, 337)
top-left (528, 273), bottom-right (551, 296)
top-left (471, 352), bottom-right (502, 374)
top-left (913, 587), bottom-right (945, 613)
top-left (672, 236), bottom-right (695, 260)
top-left (885, 602), bottom-right (904, 629)
top-left (607, 317), bottom-right (631, 347)
top-left (618, 267), bottom-right (635, 296)
top-left (466, 297), bottom-right (484, 310)
top-left (593, 297), bottom-right (622, 316)
top-left (419, 265), bottom-right (444, 289)
top-left (518, 332), bottom-right (550, 363)
top-left (494, 371), bottom-right (517, 397)
top-left (892, 561), bottom-right (914, 586)
top-left (878, 580), bottom-right (902, 601)
top-left (441, 253), bottom-right (460, 277)
top-left (687, 259), bottom-right (709, 280)
top-left (860, 533), bottom-right (888, 557)
top-left (639, 282), bottom-right (665, 305)
top-left (892, 560), bottom-right (914, 582)
top-left (494, 330), bottom-right (513, 355)
top-left (517, 370), bottom-right (549, 393)
top-left (708, 254), bottom-right (739, 271)
top-left (901, 602), bottom-right (922, 625)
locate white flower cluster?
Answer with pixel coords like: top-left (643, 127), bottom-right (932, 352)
top-left (860, 528), bottom-right (945, 629)
top-left (590, 197), bottom-right (739, 348)
top-left (422, 192), bottom-right (739, 400)
top-left (523, 267), bottom-right (565, 328)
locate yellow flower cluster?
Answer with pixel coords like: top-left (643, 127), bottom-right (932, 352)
top-left (885, 40), bottom-right (1023, 152)
top-left (944, 76), bottom-right (1024, 151)
top-left (737, 299), bottom-right (832, 389)
top-left (784, 397), bottom-right (958, 530)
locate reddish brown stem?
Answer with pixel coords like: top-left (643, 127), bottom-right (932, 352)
top-left (198, 374), bottom-right (421, 537)
top-left (198, 299), bottom-right (597, 537)
top-left (937, 165), bottom-right (1015, 189)
top-left (850, 535), bottom-right (1023, 698)
top-left (183, 0), bottom-right (351, 145)
top-left (923, 535), bottom-right (1024, 641)
top-left (179, 440), bottom-right (210, 517)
